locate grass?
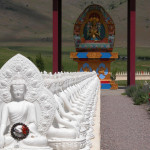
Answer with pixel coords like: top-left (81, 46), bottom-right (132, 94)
top-left (0, 46), bottom-right (150, 78)
top-left (116, 80), bottom-right (150, 86)
top-left (116, 80), bottom-right (127, 86)
top-left (121, 92), bottom-right (127, 95)
top-left (0, 45), bottom-right (77, 72)
top-left (112, 47), bottom-right (150, 72)
top-left (113, 47), bottom-right (150, 57)
top-left (0, 46), bottom-right (53, 71)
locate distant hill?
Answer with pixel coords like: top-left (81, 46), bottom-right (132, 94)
top-left (0, 0), bottom-right (149, 47)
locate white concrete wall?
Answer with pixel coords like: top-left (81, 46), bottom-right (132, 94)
top-left (116, 72), bottom-right (150, 80)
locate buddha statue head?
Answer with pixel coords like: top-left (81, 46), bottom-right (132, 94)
top-left (10, 73), bottom-right (27, 101)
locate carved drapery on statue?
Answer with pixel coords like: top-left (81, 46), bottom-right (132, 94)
top-left (70, 4), bottom-right (118, 89)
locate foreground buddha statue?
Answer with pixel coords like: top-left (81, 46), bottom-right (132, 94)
top-left (0, 75), bottom-right (49, 149)
top-left (0, 54), bottom-right (56, 150)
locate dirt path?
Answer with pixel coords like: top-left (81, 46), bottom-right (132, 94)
top-left (101, 89), bottom-right (150, 150)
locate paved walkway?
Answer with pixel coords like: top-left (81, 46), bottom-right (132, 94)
top-left (101, 89), bottom-right (150, 150)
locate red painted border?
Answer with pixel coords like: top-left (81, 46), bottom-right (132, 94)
top-left (127, 0), bottom-right (136, 86)
top-left (101, 81), bottom-right (110, 83)
top-left (130, 11), bottom-right (136, 85)
top-left (53, 10), bottom-right (58, 73)
top-left (53, 0), bottom-right (62, 73)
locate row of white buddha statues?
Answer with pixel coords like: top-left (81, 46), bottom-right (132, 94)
top-left (44, 72), bottom-right (100, 150)
top-left (0, 54), bottom-right (100, 150)
top-left (42, 71), bottom-right (95, 92)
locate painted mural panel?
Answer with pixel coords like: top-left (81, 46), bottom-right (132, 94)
top-left (70, 4), bottom-right (118, 89)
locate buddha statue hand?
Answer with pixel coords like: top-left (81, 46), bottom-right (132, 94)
top-left (73, 126), bottom-right (80, 138)
top-left (0, 135), bottom-right (4, 148)
top-left (73, 120), bottom-right (80, 128)
top-left (71, 121), bottom-right (81, 134)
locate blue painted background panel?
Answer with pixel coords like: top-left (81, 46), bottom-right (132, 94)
top-left (101, 52), bottom-right (112, 58)
top-left (77, 52), bottom-right (88, 58)
top-left (101, 84), bottom-right (111, 89)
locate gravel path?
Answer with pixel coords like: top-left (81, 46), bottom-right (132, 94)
top-left (101, 89), bottom-right (150, 150)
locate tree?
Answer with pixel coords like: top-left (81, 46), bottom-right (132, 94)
top-left (27, 56), bottom-right (34, 62)
top-left (111, 68), bottom-right (117, 81)
top-left (35, 53), bottom-right (45, 72)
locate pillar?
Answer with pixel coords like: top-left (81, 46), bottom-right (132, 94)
top-left (127, 0), bottom-right (136, 86)
top-left (53, 0), bottom-right (62, 73)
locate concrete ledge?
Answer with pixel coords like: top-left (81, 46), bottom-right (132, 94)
top-left (91, 88), bottom-right (101, 150)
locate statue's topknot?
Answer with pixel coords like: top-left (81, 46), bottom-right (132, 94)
top-left (11, 72), bottom-right (26, 86)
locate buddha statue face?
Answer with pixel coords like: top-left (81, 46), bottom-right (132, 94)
top-left (10, 73), bottom-right (27, 101)
top-left (10, 84), bottom-right (26, 101)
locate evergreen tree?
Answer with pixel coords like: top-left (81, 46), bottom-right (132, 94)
top-left (27, 56), bottom-right (34, 62)
top-left (35, 53), bottom-right (45, 72)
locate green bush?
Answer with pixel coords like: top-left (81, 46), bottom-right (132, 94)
top-left (133, 88), bottom-right (149, 105)
top-left (126, 85), bottom-right (139, 98)
top-left (110, 68), bottom-right (117, 81)
top-left (126, 84), bottom-right (149, 105)
top-left (35, 53), bottom-right (45, 72)
top-left (27, 56), bottom-right (34, 62)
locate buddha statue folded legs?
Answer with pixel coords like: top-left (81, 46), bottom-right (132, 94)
top-left (47, 107), bottom-right (87, 150)
top-left (47, 100), bottom-right (80, 139)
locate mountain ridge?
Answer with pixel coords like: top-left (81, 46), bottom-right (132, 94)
top-left (0, 0), bottom-right (149, 47)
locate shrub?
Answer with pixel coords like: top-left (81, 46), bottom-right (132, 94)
top-left (126, 85), bottom-right (139, 98)
top-left (35, 53), bottom-right (45, 72)
top-left (133, 84), bottom-right (150, 105)
top-left (110, 68), bottom-right (117, 81)
top-left (27, 56), bottom-right (34, 62)
top-left (133, 88), bottom-right (149, 105)
top-left (126, 84), bottom-right (149, 105)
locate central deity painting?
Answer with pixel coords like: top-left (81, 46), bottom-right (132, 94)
top-left (70, 4), bottom-right (118, 89)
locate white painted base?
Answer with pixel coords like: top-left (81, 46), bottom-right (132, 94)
top-left (91, 88), bottom-right (101, 150)
top-left (2, 148), bottom-right (52, 150)
top-left (48, 137), bottom-right (86, 150)
top-left (80, 145), bottom-right (90, 150)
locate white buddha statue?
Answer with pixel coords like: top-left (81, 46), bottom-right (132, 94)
top-left (0, 75), bottom-right (50, 149)
top-left (0, 54), bottom-right (56, 150)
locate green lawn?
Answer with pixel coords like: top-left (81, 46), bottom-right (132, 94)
top-left (0, 46), bottom-right (77, 72)
top-left (116, 80), bottom-right (150, 87)
top-left (0, 46), bottom-right (150, 74)
top-left (0, 46), bottom-right (52, 72)
top-left (113, 47), bottom-right (150, 57)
